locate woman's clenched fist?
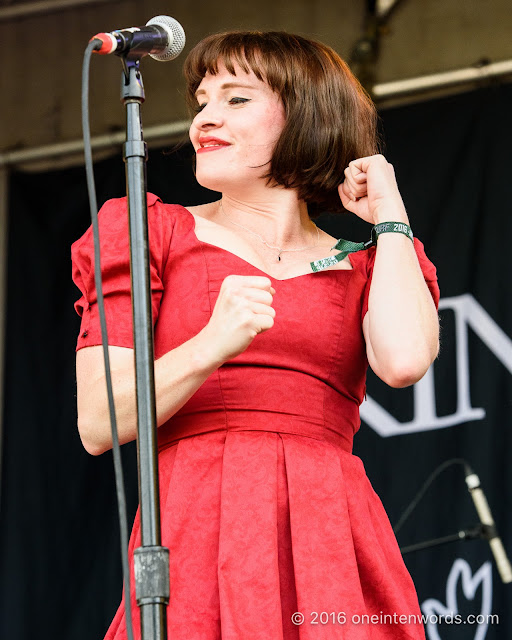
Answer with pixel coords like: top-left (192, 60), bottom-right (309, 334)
top-left (202, 275), bottom-right (276, 363)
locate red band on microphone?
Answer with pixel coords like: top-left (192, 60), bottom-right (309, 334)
top-left (90, 33), bottom-right (117, 55)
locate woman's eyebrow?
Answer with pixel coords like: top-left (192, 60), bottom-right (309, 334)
top-left (195, 82), bottom-right (259, 98)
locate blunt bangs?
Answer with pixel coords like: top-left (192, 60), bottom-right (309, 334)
top-left (184, 32), bottom-right (294, 109)
top-left (184, 31), bottom-right (379, 217)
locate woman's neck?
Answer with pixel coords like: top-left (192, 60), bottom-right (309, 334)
top-left (220, 189), bottom-right (315, 248)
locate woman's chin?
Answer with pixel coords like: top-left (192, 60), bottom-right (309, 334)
top-left (194, 171), bottom-right (243, 194)
top-left (194, 174), bottom-right (223, 193)
top-left (194, 166), bottom-right (270, 195)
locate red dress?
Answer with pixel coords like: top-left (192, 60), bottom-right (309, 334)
top-left (72, 193), bottom-right (440, 640)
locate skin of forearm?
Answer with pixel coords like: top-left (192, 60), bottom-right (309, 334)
top-left (366, 212), bottom-right (440, 385)
top-left (79, 328), bottom-right (225, 455)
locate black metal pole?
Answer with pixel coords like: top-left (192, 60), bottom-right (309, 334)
top-left (121, 57), bottom-right (169, 640)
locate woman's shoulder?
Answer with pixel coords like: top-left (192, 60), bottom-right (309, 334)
top-left (98, 192), bottom-right (191, 220)
top-left (71, 194), bottom-right (198, 276)
top-left (73, 194), bottom-right (190, 248)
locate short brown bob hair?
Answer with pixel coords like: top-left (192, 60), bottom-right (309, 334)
top-left (184, 31), bottom-right (379, 218)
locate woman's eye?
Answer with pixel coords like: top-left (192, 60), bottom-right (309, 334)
top-left (193, 97), bottom-right (249, 114)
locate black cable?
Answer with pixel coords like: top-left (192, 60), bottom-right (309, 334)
top-left (393, 457), bottom-right (471, 535)
top-left (82, 39), bottom-right (135, 640)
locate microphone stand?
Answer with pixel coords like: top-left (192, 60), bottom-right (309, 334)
top-left (120, 56), bottom-right (169, 640)
top-left (400, 523), bottom-right (512, 585)
top-left (399, 523), bottom-right (490, 555)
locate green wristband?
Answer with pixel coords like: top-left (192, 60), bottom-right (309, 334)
top-left (371, 221), bottom-right (413, 244)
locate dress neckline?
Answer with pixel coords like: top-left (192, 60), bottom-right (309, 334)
top-left (177, 204), bottom-right (355, 282)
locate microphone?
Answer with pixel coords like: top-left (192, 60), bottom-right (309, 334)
top-left (91, 15), bottom-right (185, 61)
top-left (465, 468), bottom-right (512, 584)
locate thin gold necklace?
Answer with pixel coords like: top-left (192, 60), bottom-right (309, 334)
top-left (219, 200), bottom-right (321, 262)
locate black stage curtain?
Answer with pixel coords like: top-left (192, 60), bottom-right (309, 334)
top-left (1, 83), bottom-right (511, 639)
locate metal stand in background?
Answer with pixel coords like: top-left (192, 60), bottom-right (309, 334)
top-left (400, 523), bottom-right (493, 555)
top-left (121, 56), bottom-right (169, 640)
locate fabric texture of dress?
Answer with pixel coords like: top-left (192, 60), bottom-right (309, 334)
top-left (71, 193), bottom-right (440, 640)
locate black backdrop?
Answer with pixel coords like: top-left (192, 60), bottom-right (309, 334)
top-left (1, 82), bottom-right (511, 639)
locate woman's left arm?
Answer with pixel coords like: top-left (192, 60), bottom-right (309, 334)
top-left (339, 154), bottom-right (440, 388)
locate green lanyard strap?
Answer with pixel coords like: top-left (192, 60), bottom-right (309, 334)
top-left (309, 221), bottom-right (414, 273)
top-left (310, 238), bottom-right (373, 273)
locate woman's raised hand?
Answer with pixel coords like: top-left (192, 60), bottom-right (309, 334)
top-left (338, 154), bottom-right (408, 225)
top-left (202, 275), bottom-right (276, 364)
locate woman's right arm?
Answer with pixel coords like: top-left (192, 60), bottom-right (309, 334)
top-left (76, 327), bottom-right (224, 456)
top-left (76, 274), bottom-right (276, 456)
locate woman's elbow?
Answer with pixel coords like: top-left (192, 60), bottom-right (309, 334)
top-left (379, 343), bottom-right (439, 389)
top-left (383, 367), bottom-right (426, 389)
top-left (77, 415), bottom-right (112, 456)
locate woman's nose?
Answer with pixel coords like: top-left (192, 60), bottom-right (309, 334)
top-left (193, 103), bottom-right (223, 129)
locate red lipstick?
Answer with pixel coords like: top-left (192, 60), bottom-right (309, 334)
top-left (197, 136), bottom-right (231, 154)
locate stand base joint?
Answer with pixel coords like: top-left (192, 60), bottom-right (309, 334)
top-left (134, 545), bottom-right (170, 606)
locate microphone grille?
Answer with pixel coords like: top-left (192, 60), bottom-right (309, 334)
top-left (146, 15), bottom-right (186, 62)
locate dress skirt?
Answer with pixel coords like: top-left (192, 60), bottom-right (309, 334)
top-left (104, 418), bottom-right (426, 640)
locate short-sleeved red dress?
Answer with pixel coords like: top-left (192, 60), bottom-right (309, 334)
top-left (72, 193), bottom-right (440, 640)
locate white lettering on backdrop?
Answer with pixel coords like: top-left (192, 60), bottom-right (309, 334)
top-left (361, 294), bottom-right (512, 437)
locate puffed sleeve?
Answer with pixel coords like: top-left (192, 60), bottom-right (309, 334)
top-left (360, 236), bottom-right (440, 323)
top-left (71, 193), bottom-right (174, 351)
